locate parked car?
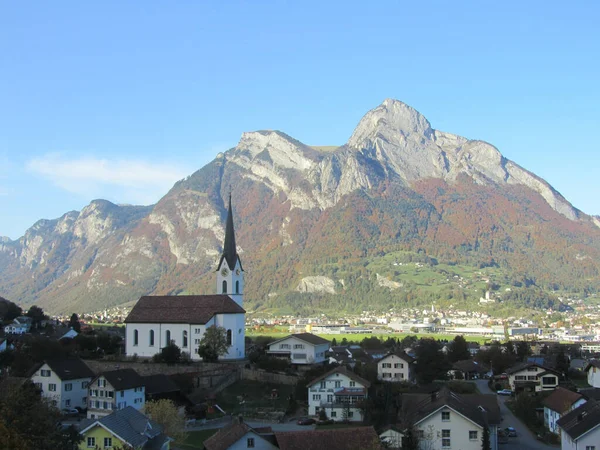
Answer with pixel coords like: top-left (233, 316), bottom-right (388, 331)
top-left (505, 427), bottom-right (517, 437)
top-left (297, 418), bottom-right (316, 425)
top-left (61, 408), bottom-right (80, 417)
top-left (497, 389), bottom-right (513, 396)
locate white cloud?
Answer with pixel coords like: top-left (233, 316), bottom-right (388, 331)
top-left (26, 154), bottom-right (190, 205)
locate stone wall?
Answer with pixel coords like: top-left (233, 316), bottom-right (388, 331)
top-left (241, 368), bottom-right (298, 385)
top-left (83, 359), bottom-right (228, 376)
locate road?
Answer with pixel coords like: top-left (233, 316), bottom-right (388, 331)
top-left (475, 380), bottom-right (557, 450)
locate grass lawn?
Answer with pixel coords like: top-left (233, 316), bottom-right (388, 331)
top-left (176, 429), bottom-right (219, 449)
top-left (216, 379), bottom-right (295, 415)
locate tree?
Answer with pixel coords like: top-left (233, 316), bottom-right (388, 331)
top-left (68, 313), bottom-right (81, 333)
top-left (516, 341), bottom-right (531, 362)
top-left (0, 297), bottom-right (22, 322)
top-left (143, 399), bottom-right (187, 442)
top-left (555, 348), bottom-right (569, 379)
top-left (447, 335), bottom-right (471, 363)
top-left (414, 338), bottom-right (450, 384)
top-left (197, 326), bottom-right (228, 362)
top-left (26, 305), bottom-right (46, 329)
top-left (402, 426), bottom-right (420, 450)
top-left (159, 343), bottom-right (182, 364)
top-left (481, 425), bottom-right (491, 450)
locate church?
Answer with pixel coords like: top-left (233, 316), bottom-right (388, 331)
top-left (124, 195), bottom-right (246, 360)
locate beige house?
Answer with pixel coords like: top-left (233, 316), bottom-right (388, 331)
top-left (401, 388), bottom-right (501, 450)
top-left (377, 352), bottom-right (414, 382)
top-left (506, 362), bottom-right (559, 393)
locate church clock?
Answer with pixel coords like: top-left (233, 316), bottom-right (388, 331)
top-left (221, 268), bottom-right (229, 276)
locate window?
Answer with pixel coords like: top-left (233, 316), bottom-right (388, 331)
top-left (41, 369), bottom-right (51, 377)
top-left (280, 343), bottom-right (290, 349)
top-left (49, 384), bottom-right (56, 392)
top-left (542, 376), bottom-right (556, 385)
top-left (100, 390), bottom-right (105, 397)
top-left (442, 411), bottom-right (450, 421)
top-left (515, 375), bottom-right (526, 380)
top-left (183, 330), bottom-right (188, 347)
top-left (195, 339), bottom-right (201, 344)
top-left (65, 399), bottom-right (71, 407)
top-left (222, 280), bottom-right (227, 293)
top-left (320, 381), bottom-right (326, 389)
top-left (469, 431), bottom-right (478, 440)
top-left (529, 367), bottom-right (538, 372)
top-left (313, 394), bottom-right (321, 400)
top-left (103, 401), bottom-right (108, 409)
top-left (527, 376), bottom-right (537, 381)
top-left (331, 411), bottom-right (337, 417)
top-left (98, 379), bottom-right (106, 387)
top-left (195, 328), bottom-right (201, 334)
top-left (334, 381), bottom-right (341, 388)
top-left (383, 373), bottom-right (392, 378)
top-left (294, 344), bottom-right (304, 349)
top-left (349, 381), bottom-right (355, 387)
top-left (120, 391), bottom-right (124, 398)
top-left (418, 430), bottom-right (424, 439)
top-left (87, 437), bottom-right (96, 448)
top-left (34, 382), bottom-right (42, 390)
top-left (327, 394), bottom-right (333, 402)
top-left (104, 437), bottom-right (112, 448)
top-left (82, 381), bottom-right (88, 389)
top-left (348, 411), bottom-right (354, 418)
top-left (149, 329), bottom-right (155, 346)
top-left (236, 280), bottom-right (240, 294)
top-left (133, 329), bottom-right (138, 346)
top-left (585, 446), bottom-right (596, 450)
top-left (247, 437), bottom-right (255, 448)
top-left (442, 429), bottom-right (450, 448)
top-left (227, 329), bottom-right (232, 346)
top-left (107, 391), bottom-right (114, 398)
top-left (82, 397), bottom-right (87, 404)
top-left (166, 330), bottom-right (171, 346)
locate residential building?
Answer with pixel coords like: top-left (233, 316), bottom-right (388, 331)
top-left (506, 362), bottom-right (560, 393)
top-left (584, 360), bottom-right (600, 388)
top-left (203, 420), bottom-right (278, 450)
top-left (266, 333), bottom-right (330, 365)
top-left (87, 368), bottom-right (145, 419)
top-left (400, 388), bottom-right (501, 450)
top-left (557, 399), bottom-right (600, 450)
top-left (275, 427), bottom-right (382, 450)
top-left (379, 425), bottom-right (404, 448)
top-left (30, 357), bottom-right (94, 410)
top-left (78, 406), bottom-right (171, 450)
top-left (377, 352), bottom-right (414, 382)
top-left (307, 367), bottom-right (370, 422)
top-left (450, 360), bottom-right (488, 381)
top-left (124, 195), bottom-right (246, 361)
top-left (3, 316), bottom-right (31, 334)
top-left (543, 387), bottom-right (586, 435)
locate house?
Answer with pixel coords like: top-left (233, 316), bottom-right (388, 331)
top-left (400, 387), bottom-right (501, 450)
top-left (327, 346), bottom-right (355, 367)
top-left (579, 388), bottom-right (600, 401)
top-left (275, 427), bottom-right (382, 450)
top-left (266, 333), bottom-right (330, 365)
top-left (78, 406), bottom-right (171, 450)
top-left (542, 387), bottom-right (586, 435)
top-left (307, 366), bottom-right (370, 422)
top-left (59, 329), bottom-right (79, 340)
top-left (450, 360), bottom-right (488, 381)
top-left (584, 360), bottom-right (600, 388)
top-left (87, 368), bottom-right (145, 419)
top-left (363, 348), bottom-right (388, 361)
top-left (569, 358), bottom-right (588, 372)
top-left (377, 352), bottom-right (414, 382)
top-left (467, 342), bottom-right (480, 357)
top-left (124, 195), bottom-right (246, 361)
top-left (557, 399), bottom-right (600, 450)
top-left (379, 424), bottom-right (404, 449)
top-left (203, 419), bottom-right (278, 450)
top-left (3, 316), bottom-right (31, 334)
top-left (30, 357), bottom-right (94, 410)
top-left (506, 362), bottom-right (560, 393)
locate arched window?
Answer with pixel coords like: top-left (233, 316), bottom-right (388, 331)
top-left (227, 329), bottom-right (232, 346)
top-left (222, 280), bottom-right (227, 293)
top-left (133, 329), bottom-right (139, 346)
top-left (165, 330), bottom-right (171, 346)
top-left (149, 330), bottom-right (154, 346)
top-left (183, 330), bottom-right (188, 347)
top-left (235, 280), bottom-right (240, 294)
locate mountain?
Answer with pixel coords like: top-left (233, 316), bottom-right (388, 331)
top-left (1, 99), bottom-right (599, 315)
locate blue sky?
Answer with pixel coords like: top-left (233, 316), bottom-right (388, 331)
top-left (1, 1), bottom-right (598, 239)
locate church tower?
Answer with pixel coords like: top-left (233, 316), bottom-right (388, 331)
top-left (216, 194), bottom-right (244, 307)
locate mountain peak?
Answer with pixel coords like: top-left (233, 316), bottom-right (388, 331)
top-left (347, 98), bottom-right (433, 149)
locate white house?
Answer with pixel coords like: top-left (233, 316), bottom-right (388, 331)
top-left (401, 388), bottom-right (501, 450)
top-left (379, 425), bottom-right (404, 449)
top-left (30, 357), bottom-right (94, 410)
top-left (557, 399), bottom-right (600, 450)
top-left (307, 367), bottom-right (370, 422)
top-left (506, 362), bottom-right (559, 393)
top-left (267, 333), bottom-right (330, 365)
top-left (87, 368), bottom-right (145, 419)
top-left (584, 360), bottom-right (600, 388)
top-left (124, 195), bottom-right (246, 361)
top-left (543, 387), bottom-right (586, 435)
top-left (377, 352), bottom-right (414, 382)
top-left (203, 419), bottom-right (278, 450)
top-left (4, 316), bottom-right (32, 334)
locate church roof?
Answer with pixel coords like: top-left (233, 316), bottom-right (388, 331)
top-left (218, 194), bottom-right (243, 271)
top-left (125, 295), bottom-right (245, 324)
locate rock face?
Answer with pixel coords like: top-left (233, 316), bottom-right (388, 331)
top-left (1, 99), bottom-right (599, 314)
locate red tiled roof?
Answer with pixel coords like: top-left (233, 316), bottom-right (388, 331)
top-left (543, 387), bottom-right (584, 414)
top-left (124, 295), bottom-right (245, 324)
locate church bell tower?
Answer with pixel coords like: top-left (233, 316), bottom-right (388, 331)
top-left (216, 194), bottom-right (244, 307)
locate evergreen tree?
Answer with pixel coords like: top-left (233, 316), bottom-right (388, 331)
top-left (481, 426), bottom-right (491, 450)
top-left (414, 338), bottom-right (450, 384)
top-left (447, 335), bottom-right (471, 363)
top-left (68, 313), bottom-right (81, 333)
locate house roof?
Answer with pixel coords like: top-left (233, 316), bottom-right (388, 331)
top-left (579, 388), bottom-right (600, 401)
top-left (125, 295), bottom-right (245, 324)
top-left (505, 361), bottom-right (559, 375)
top-left (204, 421), bottom-right (273, 450)
top-left (584, 360), bottom-right (600, 372)
top-left (275, 426), bottom-right (382, 450)
top-left (35, 357), bottom-right (94, 381)
top-left (79, 406), bottom-right (166, 448)
top-left (270, 333), bottom-right (330, 347)
top-left (141, 374), bottom-right (180, 396)
top-left (308, 366), bottom-right (371, 388)
top-left (557, 399), bottom-right (600, 440)
top-left (401, 387), bottom-right (501, 428)
top-left (543, 387), bottom-right (584, 414)
top-left (96, 368), bottom-right (144, 391)
top-left (452, 359), bottom-right (487, 373)
top-left (379, 351), bottom-right (415, 364)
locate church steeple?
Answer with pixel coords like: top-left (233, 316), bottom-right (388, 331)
top-left (217, 193), bottom-right (244, 305)
top-left (219, 193), bottom-right (242, 271)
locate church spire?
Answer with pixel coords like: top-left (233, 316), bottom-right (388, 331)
top-left (220, 193), bottom-right (242, 271)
